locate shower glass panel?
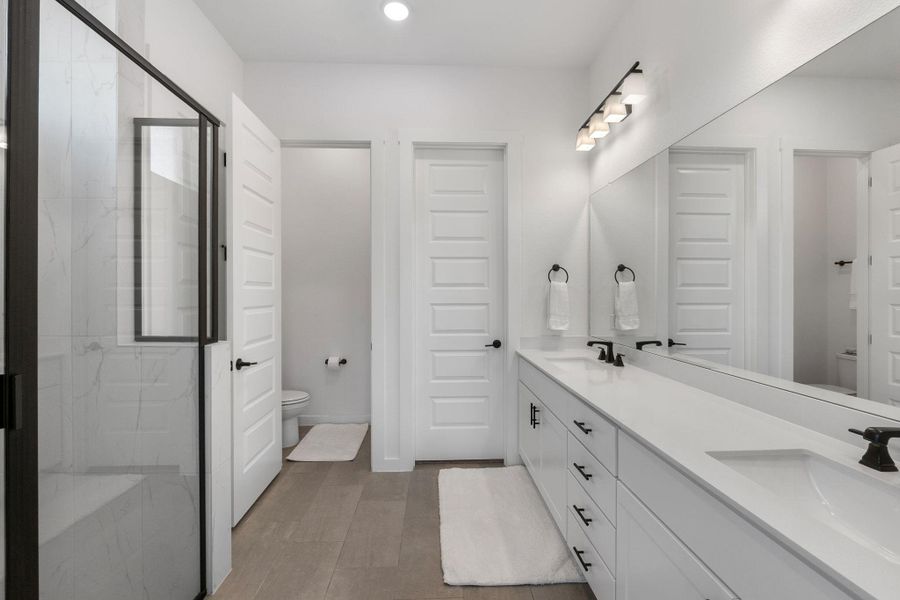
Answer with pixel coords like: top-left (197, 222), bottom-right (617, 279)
top-left (37, 1), bottom-right (203, 598)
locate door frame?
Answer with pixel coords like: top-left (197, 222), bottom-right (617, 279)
top-left (796, 147), bottom-right (874, 398)
top-left (398, 130), bottom-right (523, 469)
top-left (5, 0), bottom-right (41, 596)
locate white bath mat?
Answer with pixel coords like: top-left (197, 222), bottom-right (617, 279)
top-left (438, 465), bottom-right (585, 586)
top-left (286, 423), bottom-right (368, 462)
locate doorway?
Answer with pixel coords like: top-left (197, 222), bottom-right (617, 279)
top-left (413, 147), bottom-right (506, 461)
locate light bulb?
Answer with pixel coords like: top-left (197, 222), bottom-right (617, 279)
top-left (576, 128), bottom-right (595, 152)
top-left (383, 1), bottom-right (410, 21)
top-left (588, 113), bottom-right (609, 139)
top-left (621, 71), bottom-right (647, 105)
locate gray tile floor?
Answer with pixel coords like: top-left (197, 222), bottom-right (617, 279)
top-left (212, 427), bottom-right (596, 600)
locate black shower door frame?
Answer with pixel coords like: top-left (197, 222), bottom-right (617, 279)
top-left (4, 1), bottom-right (220, 598)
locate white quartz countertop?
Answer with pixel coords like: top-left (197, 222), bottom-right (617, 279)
top-left (517, 348), bottom-right (900, 600)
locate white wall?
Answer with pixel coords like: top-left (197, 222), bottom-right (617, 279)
top-left (586, 0), bottom-right (900, 191)
top-left (243, 62), bottom-right (590, 470)
top-left (281, 146), bottom-right (371, 424)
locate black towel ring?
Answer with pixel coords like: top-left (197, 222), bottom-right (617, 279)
top-left (548, 264), bottom-right (569, 283)
top-left (614, 264), bottom-right (635, 284)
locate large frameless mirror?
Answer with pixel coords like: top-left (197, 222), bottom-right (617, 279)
top-left (589, 7), bottom-right (900, 412)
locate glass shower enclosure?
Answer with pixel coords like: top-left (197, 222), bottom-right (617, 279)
top-left (1, 0), bottom-right (221, 598)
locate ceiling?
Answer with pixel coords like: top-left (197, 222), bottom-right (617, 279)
top-left (792, 8), bottom-right (900, 80)
top-left (194, 0), bottom-right (625, 68)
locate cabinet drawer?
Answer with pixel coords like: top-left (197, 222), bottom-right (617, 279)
top-left (568, 472), bottom-right (616, 572)
top-left (568, 511), bottom-right (616, 598)
top-left (519, 359), bottom-right (569, 420)
top-left (568, 434), bottom-right (616, 524)
top-left (567, 398), bottom-right (617, 475)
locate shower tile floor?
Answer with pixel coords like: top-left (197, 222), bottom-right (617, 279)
top-left (211, 427), bottom-right (595, 600)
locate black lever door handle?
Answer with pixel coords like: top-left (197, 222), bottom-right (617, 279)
top-left (668, 338), bottom-right (687, 347)
top-left (572, 505), bottom-right (593, 526)
top-left (573, 420), bottom-right (592, 434)
top-left (572, 547), bottom-right (592, 571)
top-left (573, 463), bottom-right (593, 480)
top-left (235, 358), bottom-right (258, 371)
top-left (485, 339), bottom-right (502, 348)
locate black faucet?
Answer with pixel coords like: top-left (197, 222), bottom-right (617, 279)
top-left (849, 427), bottom-right (900, 472)
top-left (636, 340), bottom-right (662, 351)
top-left (587, 340), bottom-right (615, 364)
top-left (613, 353), bottom-right (625, 367)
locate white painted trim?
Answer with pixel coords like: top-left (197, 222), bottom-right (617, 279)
top-left (398, 129), bottom-right (524, 469)
top-left (298, 414), bottom-right (371, 426)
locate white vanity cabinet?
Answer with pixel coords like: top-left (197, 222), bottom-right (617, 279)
top-left (517, 355), bottom-right (860, 600)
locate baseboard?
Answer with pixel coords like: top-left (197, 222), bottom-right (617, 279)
top-left (297, 414), bottom-right (371, 426)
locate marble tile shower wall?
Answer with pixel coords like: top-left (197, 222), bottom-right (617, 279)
top-left (38, 1), bottom-right (201, 598)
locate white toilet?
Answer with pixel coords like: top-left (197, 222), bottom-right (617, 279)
top-left (282, 389), bottom-right (311, 447)
top-left (811, 352), bottom-right (857, 396)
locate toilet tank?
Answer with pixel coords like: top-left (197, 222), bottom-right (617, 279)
top-left (836, 352), bottom-right (857, 392)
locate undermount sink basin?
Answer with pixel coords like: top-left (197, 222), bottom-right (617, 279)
top-left (545, 356), bottom-right (604, 373)
top-left (709, 449), bottom-right (900, 563)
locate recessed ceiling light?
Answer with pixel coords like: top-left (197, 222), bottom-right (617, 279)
top-left (383, 1), bottom-right (410, 21)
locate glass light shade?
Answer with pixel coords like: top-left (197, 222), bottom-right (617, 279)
top-left (575, 128), bottom-right (595, 151)
top-left (602, 96), bottom-right (628, 123)
top-left (588, 113), bottom-right (609, 139)
top-left (383, 1), bottom-right (410, 21)
top-left (621, 72), bottom-right (647, 105)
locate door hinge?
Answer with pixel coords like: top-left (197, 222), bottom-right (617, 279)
top-left (0, 373), bottom-right (23, 430)
top-left (230, 360), bottom-right (234, 372)
top-left (221, 244), bottom-right (227, 261)
top-left (869, 334), bottom-right (873, 345)
top-left (869, 255), bottom-right (873, 266)
top-left (223, 152), bottom-right (227, 167)
top-left (869, 176), bottom-right (873, 187)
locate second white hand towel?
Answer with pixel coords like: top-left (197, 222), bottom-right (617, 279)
top-left (615, 281), bottom-right (640, 330)
top-left (547, 281), bottom-right (570, 331)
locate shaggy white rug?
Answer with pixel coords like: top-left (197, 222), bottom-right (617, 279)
top-left (438, 465), bottom-right (585, 586)
top-left (286, 423), bottom-right (368, 461)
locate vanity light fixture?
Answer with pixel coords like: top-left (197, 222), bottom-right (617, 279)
top-left (575, 62), bottom-right (644, 152)
top-left (383, 1), bottom-right (410, 21)
top-left (588, 113), bottom-right (610, 139)
top-left (575, 127), bottom-right (596, 152)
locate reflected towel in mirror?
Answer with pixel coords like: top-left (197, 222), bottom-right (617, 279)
top-left (615, 281), bottom-right (640, 330)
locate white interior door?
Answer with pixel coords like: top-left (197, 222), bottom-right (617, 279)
top-left (868, 142), bottom-right (900, 406)
top-left (230, 94), bottom-right (282, 524)
top-left (668, 151), bottom-right (746, 367)
top-left (414, 147), bottom-right (505, 460)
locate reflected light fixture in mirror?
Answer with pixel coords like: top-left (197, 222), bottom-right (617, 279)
top-left (383, 1), bottom-right (410, 21)
top-left (603, 94), bottom-right (628, 123)
top-left (576, 127), bottom-right (596, 151)
top-left (621, 71), bottom-right (647, 104)
top-left (589, 113), bottom-right (610, 139)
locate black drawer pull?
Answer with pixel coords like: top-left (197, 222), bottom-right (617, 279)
top-left (532, 406), bottom-right (540, 428)
top-left (529, 403), bottom-right (535, 427)
top-left (572, 546), bottom-right (592, 571)
top-left (573, 420), bottom-right (593, 434)
top-left (573, 463), bottom-right (593, 480)
top-left (572, 505), bottom-right (593, 526)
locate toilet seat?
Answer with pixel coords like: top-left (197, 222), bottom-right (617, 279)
top-left (282, 390), bottom-right (310, 406)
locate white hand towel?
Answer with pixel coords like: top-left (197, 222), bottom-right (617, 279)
top-left (849, 260), bottom-right (857, 310)
top-left (615, 281), bottom-right (640, 331)
top-left (547, 281), bottom-right (570, 331)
